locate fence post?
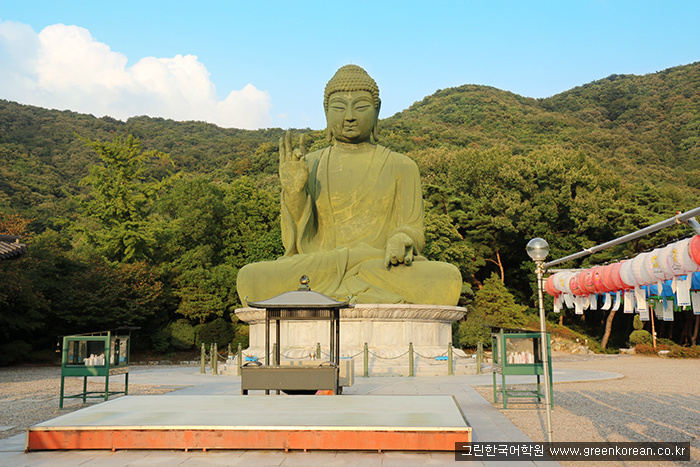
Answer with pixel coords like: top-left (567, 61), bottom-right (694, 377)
top-left (363, 342), bottom-right (369, 377)
top-left (228, 343), bottom-right (232, 359)
top-left (316, 342), bottom-right (321, 360)
top-left (237, 343), bottom-right (242, 376)
top-left (200, 343), bottom-right (206, 374)
top-left (448, 343), bottom-right (454, 376)
top-left (209, 343), bottom-right (214, 373)
top-left (213, 343), bottom-right (218, 375)
top-left (272, 343), bottom-right (278, 365)
top-left (408, 342), bottom-right (414, 377)
top-left (477, 342), bottom-right (483, 375)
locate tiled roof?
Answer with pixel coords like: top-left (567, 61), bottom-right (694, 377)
top-left (0, 235), bottom-right (28, 261)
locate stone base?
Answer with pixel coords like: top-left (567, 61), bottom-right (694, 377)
top-left (234, 304), bottom-right (475, 376)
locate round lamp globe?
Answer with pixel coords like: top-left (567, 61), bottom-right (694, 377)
top-left (526, 238), bottom-right (550, 262)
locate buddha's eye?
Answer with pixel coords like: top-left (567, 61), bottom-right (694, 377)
top-left (330, 104), bottom-right (346, 112)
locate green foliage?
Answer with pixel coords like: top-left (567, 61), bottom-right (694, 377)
top-left (196, 317), bottom-right (235, 347)
top-left (155, 176), bottom-right (282, 322)
top-left (169, 319), bottom-right (196, 350)
top-left (629, 329), bottom-right (652, 346)
top-left (76, 134), bottom-right (173, 263)
top-left (0, 340), bottom-right (33, 366)
top-left (456, 273), bottom-right (527, 349)
top-left (150, 328), bottom-right (171, 353)
top-left (633, 314), bottom-right (644, 331)
top-left (668, 345), bottom-right (700, 358)
top-left (231, 324), bottom-right (250, 349)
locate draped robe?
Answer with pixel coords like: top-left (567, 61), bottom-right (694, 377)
top-left (236, 145), bottom-right (462, 305)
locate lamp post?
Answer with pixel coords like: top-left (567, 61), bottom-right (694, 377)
top-left (526, 237), bottom-right (554, 443)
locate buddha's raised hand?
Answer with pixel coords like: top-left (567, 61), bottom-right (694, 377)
top-left (279, 131), bottom-right (308, 193)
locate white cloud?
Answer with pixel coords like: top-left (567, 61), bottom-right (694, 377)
top-left (0, 21), bottom-right (272, 130)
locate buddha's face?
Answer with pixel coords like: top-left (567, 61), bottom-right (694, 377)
top-left (326, 90), bottom-right (377, 144)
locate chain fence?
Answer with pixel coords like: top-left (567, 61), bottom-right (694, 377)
top-left (198, 341), bottom-right (485, 376)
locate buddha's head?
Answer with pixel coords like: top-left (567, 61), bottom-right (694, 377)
top-left (324, 65), bottom-right (381, 144)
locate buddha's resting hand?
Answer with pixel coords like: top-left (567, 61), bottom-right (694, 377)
top-left (279, 131), bottom-right (308, 194)
top-left (384, 232), bottom-right (414, 268)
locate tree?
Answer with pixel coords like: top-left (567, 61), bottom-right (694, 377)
top-left (456, 273), bottom-right (527, 349)
top-left (76, 135), bottom-right (173, 263)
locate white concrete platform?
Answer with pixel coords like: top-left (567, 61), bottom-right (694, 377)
top-left (26, 395), bottom-right (471, 452)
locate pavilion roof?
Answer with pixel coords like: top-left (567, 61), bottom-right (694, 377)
top-left (0, 235), bottom-right (28, 261)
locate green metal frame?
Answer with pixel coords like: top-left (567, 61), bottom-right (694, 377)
top-left (59, 331), bottom-right (130, 408)
top-left (491, 328), bottom-right (553, 409)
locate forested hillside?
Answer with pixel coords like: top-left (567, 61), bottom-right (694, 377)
top-left (1, 62), bottom-right (699, 363)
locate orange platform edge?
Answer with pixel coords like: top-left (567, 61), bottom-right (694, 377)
top-left (26, 426), bottom-right (471, 452)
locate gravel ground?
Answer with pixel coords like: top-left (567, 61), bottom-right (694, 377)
top-left (0, 365), bottom-right (173, 441)
top-left (477, 352), bottom-right (700, 467)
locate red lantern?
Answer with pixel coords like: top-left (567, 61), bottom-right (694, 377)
top-left (601, 264), bottom-right (617, 291)
top-left (592, 266), bottom-right (609, 293)
top-left (581, 269), bottom-right (596, 294)
top-left (615, 261), bottom-right (633, 289)
top-left (569, 273), bottom-right (587, 296)
top-left (691, 235), bottom-right (700, 266)
top-left (544, 275), bottom-right (559, 297)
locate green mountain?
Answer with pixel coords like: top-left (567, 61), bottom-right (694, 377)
top-left (2, 62), bottom-right (700, 359)
top-left (382, 61), bottom-right (700, 183)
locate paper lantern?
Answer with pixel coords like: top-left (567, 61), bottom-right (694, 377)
top-left (620, 260), bottom-right (640, 288)
top-left (569, 273), bottom-right (587, 296)
top-left (650, 245), bottom-right (674, 282)
top-left (592, 266), bottom-right (609, 293)
top-left (580, 269), bottom-right (596, 294)
top-left (614, 261), bottom-right (632, 289)
top-left (630, 252), bottom-right (655, 286)
top-left (690, 235), bottom-right (700, 267)
top-left (601, 264), bottom-right (618, 291)
top-left (553, 271), bottom-right (576, 295)
top-left (679, 239), bottom-right (700, 273)
top-left (544, 275), bottom-right (559, 297)
top-left (667, 239), bottom-right (691, 276)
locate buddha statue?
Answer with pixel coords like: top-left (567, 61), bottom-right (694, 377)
top-left (236, 65), bottom-right (462, 306)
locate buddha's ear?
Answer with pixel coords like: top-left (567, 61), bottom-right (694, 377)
top-left (372, 99), bottom-right (381, 142)
top-left (325, 109), bottom-right (333, 142)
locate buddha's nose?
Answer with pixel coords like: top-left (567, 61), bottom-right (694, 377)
top-left (344, 107), bottom-right (356, 121)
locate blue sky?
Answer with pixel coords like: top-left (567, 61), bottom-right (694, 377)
top-left (1, 1), bottom-right (698, 130)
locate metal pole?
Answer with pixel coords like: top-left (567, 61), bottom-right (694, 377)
top-left (200, 343), bottom-right (206, 374)
top-left (335, 309), bottom-right (340, 367)
top-left (237, 343), bottom-right (242, 376)
top-left (408, 342), bottom-right (414, 377)
top-left (275, 319), bottom-right (281, 365)
top-left (544, 206), bottom-right (700, 269)
top-left (329, 317), bottom-right (334, 364)
top-left (536, 261), bottom-right (554, 442)
top-left (316, 342), bottom-right (321, 359)
top-left (448, 343), bottom-right (453, 376)
top-left (363, 342), bottom-right (369, 377)
top-left (265, 312), bottom-right (270, 366)
top-left (477, 342), bottom-right (483, 375)
top-left (213, 343), bottom-right (218, 375)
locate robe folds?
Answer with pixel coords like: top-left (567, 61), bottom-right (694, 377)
top-left (236, 145), bottom-right (462, 305)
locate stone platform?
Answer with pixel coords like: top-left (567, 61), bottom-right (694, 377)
top-left (235, 304), bottom-right (472, 376)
